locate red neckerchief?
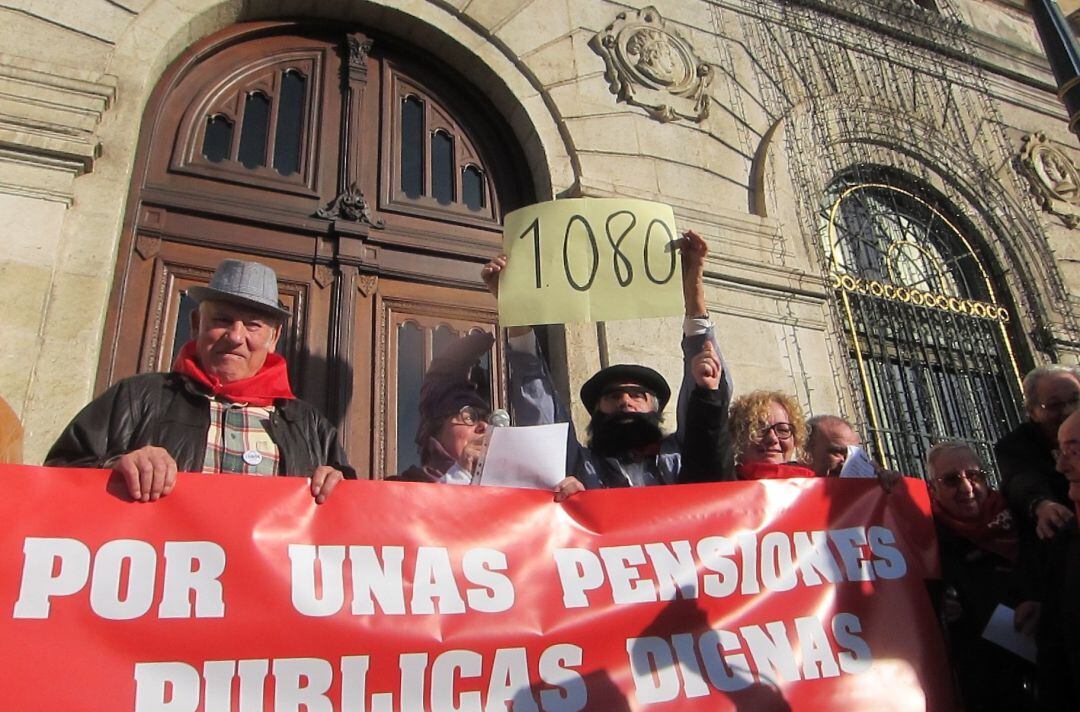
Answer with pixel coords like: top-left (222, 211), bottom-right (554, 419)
top-left (737, 461), bottom-right (816, 480)
top-left (171, 341), bottom-right (295, 407)
top-left (932, 489), bottom-right (1018, 563)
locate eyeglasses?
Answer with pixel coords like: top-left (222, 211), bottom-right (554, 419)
top-left (934, 469), bottom-right (988, 488)
top-left (1054, 443), bottom-right (1080, 460)
top-left (599, 385), bottom-right (654, 404)
top-left (449, 405), bottom-right (491, 426)
top-left (749, 422), bottom-right (794, 442)
top-left (1037, 395), bottom-right (1080, 412)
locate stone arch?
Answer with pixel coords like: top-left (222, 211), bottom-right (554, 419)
top-left (67, 1), bottom-right (576, 378)
top-left (39, 0), bottom-right (578, 451)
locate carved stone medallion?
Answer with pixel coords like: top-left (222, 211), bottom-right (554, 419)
top-left (1019, 132), bottom-right (1080, 228)
top-left (590, 6), bottom-right (712, 123)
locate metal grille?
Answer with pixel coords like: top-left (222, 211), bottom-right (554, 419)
top-left (824, 174), bottom-right (1024, 480)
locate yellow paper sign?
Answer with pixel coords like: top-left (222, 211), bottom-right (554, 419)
top-left (499, 198), bottom-right (683, 326)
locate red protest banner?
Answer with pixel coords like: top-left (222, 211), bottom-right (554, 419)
top-left (0, 465), bottom-right (951, 711)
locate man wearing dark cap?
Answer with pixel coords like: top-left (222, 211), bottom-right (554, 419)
top-left (46, 259), bottom-right (354, 503)
top-left (482, 229), bottom-right (732, 488)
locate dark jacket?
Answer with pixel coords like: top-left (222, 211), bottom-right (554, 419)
top-left (1023, 526), bottom-right (1080, 712)
top-left (506, 326), bottom-right (733, 488)
top-left (934, 523), bottom-right (1035, 712)
top-left (45, 372), bottom-right (354, 478)
top-left (996, 421), bottom-right (1069, 528)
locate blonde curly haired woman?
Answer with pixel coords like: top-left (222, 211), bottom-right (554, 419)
top-left (729, 390), bottom-right (815, 479)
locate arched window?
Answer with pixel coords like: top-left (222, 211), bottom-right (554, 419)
top-left (822, 169), bottom-right (1024, 478)
top-left (383, 70), bottom-right (498, 226)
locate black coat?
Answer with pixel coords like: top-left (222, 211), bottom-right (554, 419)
top-left (45, 372), bottom-right (354, 479)
top-left (1027, 527), bottom-right (1080, 712)
top-left (935, 524), bottom-right (1035, 712)
top-left (995, 421), bottom-right (1069, 527)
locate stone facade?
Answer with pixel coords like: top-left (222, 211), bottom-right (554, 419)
top-left (0, 0), bottom-right (1077, 464)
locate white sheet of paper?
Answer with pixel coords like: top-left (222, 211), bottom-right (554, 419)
top-left (839, 445), bottom-right (878, 478)
top-left (981, 603), bottom-right (1037, 663)
top-left (478, 423), bottom-right (569, 490)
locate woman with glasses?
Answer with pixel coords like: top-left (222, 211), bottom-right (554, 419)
top-left (390, 331), bottom-right (498, 486)
top-left (926, 441), bottom-right (1036, 712)
top-left (727, 391), bottom-right (815, 479)
top-left (391, 331), bottom-right (583, 500)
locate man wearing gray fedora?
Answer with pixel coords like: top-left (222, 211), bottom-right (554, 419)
top-left (46, 259), bottom-right (354, 503)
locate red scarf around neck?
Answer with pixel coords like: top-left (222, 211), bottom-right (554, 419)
top-left (171, 341), bottom-right (295, 407)
top-left (737, 461), bottom-right (817, 480)
top-left (932, 489), bottom-right (1018, 563)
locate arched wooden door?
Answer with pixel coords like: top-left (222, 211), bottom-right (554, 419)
top-left (99, 21), bottom-right (534, 478)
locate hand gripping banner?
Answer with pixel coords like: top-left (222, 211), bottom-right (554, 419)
top-left (0, 465), bottom-right (952, 711)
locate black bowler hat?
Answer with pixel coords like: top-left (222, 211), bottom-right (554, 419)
top-left (580, 364), bottom-right (671, 413)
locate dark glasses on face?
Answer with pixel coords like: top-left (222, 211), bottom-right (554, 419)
top-left (934, 469), bottom-right (988, 488)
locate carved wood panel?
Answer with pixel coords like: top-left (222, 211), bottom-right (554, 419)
top-left (146, 28), bottom-right (341, 223)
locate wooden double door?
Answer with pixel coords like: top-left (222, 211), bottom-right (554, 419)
top-left (99, 21), bottom-right (533, 478)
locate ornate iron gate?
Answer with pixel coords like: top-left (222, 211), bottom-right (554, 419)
top-left (823, 175), bottom-right (1024, 479)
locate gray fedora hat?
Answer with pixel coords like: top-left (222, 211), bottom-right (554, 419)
top-left (187, 259), bottom-right (291, 320)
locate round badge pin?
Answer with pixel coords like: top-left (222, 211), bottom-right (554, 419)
top-left (243, 449), bottom-right (263, 466)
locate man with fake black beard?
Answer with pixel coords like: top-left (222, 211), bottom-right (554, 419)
top-left (482, 230), bottom-right (733, 488)
top-left (586, 380), bottom-right (667, 462)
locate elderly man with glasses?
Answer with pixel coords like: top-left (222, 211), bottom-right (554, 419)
top-left (925, 441), bottom-right (1035, 712)
top-left (46, 259), bottom-right (354, 503)
top-left (995, 365), bottom-right (1080, 541)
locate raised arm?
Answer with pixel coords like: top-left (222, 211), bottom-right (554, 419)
top-left (483, 255), bottom-right (598, 488)
top-left (674, 231), bottom-right (732, 437)
top-left (674, 231), bottom-right (734, 481)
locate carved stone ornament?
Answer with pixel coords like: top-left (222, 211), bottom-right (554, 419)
top-left (357, 274), bottom-right (378, 297)
top-left (1019, 131), bottom-right (1080, 228)
top-left (589, 6), bottom-right (712, 123)
top-left (347, 35), bottom-right (373, 69)
top-left (313, 264), bottom-right (334, 289)
top-left (134, 233), bottom-right (161, 261)
top-left (315, 182), bottom-right (385, 228)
